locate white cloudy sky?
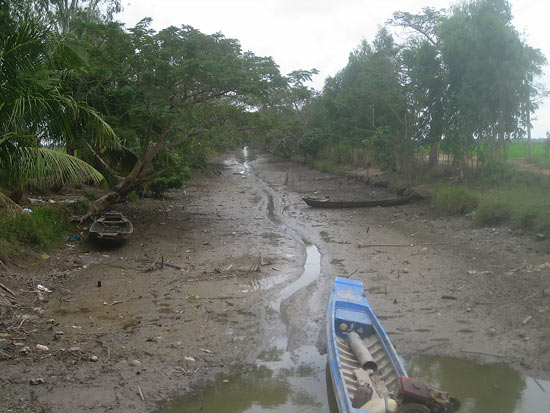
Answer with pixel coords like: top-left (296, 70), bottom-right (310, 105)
top-left (118, 0), bottom-right (549, 139)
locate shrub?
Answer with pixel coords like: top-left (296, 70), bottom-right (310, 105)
top-left (432, 185), bottom-right (478, 215)
top-left (147, 174), bottom-right (185, 198)
top-left (297, 133), bottom-right (325, 160)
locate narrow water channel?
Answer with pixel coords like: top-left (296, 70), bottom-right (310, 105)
top-left (272, 244), bottom-right (320, 312)
top-left (158, 243), bottom-right (334, 412)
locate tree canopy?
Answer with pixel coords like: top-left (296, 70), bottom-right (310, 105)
top-left (303, 0), bottom-right (545, 174)
top-left (1, 0), bottom-right (546, 210)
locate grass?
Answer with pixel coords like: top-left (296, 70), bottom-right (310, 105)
top-left (0, 204), bottom-right (74, 259)
top-left (432, 185), bottom-right (478, 215)
top-left (475, 186), bottom-right (550, 235)
top-left (312, 159), bottom-right (345, 174)
top-left (507, 141), bottom-right (550, 168)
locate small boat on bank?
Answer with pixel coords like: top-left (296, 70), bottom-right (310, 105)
top-left (89, 211), bottom-right (133, 241)
top-left (303, 195), bottom-right (415, 209)
top-left (327, 277), bottom-right (459, 413)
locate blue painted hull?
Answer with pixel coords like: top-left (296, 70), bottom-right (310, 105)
top-left (326, 277), bottom-right (407, 412)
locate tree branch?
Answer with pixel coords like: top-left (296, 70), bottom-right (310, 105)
top-left (167, 129), bottom-right (207, 149)
top-left (86, 143), bottom-right (123, 180)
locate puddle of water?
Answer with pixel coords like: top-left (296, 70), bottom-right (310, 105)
top-left (157, 346), bottom-right (335, 413)
top-left (240, 146), bottom-right (251, 175)
top-left (273, 245), bottom-right (321, 312)
top-left (157, 353), bottom-right (550, 413)
top-left (406, 355), bottom-right (550, 413)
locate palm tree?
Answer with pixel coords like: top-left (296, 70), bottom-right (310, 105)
top-left (0, 12), bottom-right (115, 201)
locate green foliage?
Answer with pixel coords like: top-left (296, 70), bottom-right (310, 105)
top-left (65, 19), bottom-right (287, 201)
top-left (319, 143), bottom-right (369, 167)
top-left (363, 126), bottom-right (413, 169)
top-left (306, 28), bottom-right (411, 170)
top-left (297, 133), bottom-right (324, 160)
top-left (475, 188), bottom-right (550, 235)
top-left (432, 185), bottom-right (478, 215)
top-left (476, 151), bottom-right (513, 185)
top-left (0, 148), bottom-right (105, 190)
top-left (127, 191), bottom-right (139, 202)
top-left (147, 171), bottom-right (188, 198)
top-left (439, 0), bottom-right (545, 155)
top-left (300, 1), bottom-right (545, 172)
top-left (67, 199), bottom-right (89, 215)
top-left (0, 205), bottom-right (73, 258)
top-left (0, 11), bottom-right (112, 192)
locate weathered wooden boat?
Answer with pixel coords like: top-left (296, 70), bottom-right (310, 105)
top-left (327, 277), bottom-right (459, 413)
top-left (303, 195), bottom-right (414, 209)
top-left (89, 211), bottom-right (133, 241)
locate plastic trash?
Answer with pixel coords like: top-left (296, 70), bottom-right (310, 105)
top-left (67, 233), bottom-right (81, 241)
top-left (37, 284), bottom-right (53, 293)
top-left (22, 208), bottom-right (32, 214)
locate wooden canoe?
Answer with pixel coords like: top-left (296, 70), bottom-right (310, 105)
top-left (89, 211), bottom-right (133, 241)
top-left (303, 195), bottom-right (415, 208)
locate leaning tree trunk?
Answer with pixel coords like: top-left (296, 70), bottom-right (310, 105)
top-left (82, 126), bottom-right (175, 220)
top-left (92, 179), bottom-right (139, 212)
top-left (83, 177), bottom-right (143, 221)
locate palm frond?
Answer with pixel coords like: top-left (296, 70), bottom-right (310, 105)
top-left (0, 147), bottom-right (105, 189)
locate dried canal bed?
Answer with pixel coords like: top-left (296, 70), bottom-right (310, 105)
top-left (158, 150), bottom-right (550, 413)
top-left (2, 149), bottom-right (550, 412)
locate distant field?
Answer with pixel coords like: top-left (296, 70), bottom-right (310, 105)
top-left (507, 141), bottom-right (550, 168)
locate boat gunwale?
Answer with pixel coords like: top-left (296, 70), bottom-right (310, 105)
top-left (89, 212), bottom-right (133, 239)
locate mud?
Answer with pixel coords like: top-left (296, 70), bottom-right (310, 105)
top-left (1, 150), bottom-right (550, 412)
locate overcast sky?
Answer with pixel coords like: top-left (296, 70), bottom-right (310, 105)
top-left (118, 0), bottom-right (549, 139)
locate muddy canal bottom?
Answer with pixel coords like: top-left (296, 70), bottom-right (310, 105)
top-left (157, 243), bottom-right (549, 413)
top-left (157, 150), bottom-right (549, 412)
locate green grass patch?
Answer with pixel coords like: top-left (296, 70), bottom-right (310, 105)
top-left (0, 204), bottom-right (74, 259)
top-left (475, 187), bottom-right (550, 235)
top-left (432, 185), bottom-right (478, 215)
top-left (507, 141), bottom-right (550, 168)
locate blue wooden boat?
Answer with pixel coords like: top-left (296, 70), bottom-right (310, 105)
top-left (326, 277), bottom-right (459, 413)
top-left (327, 277), bottom-right (405, 412)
